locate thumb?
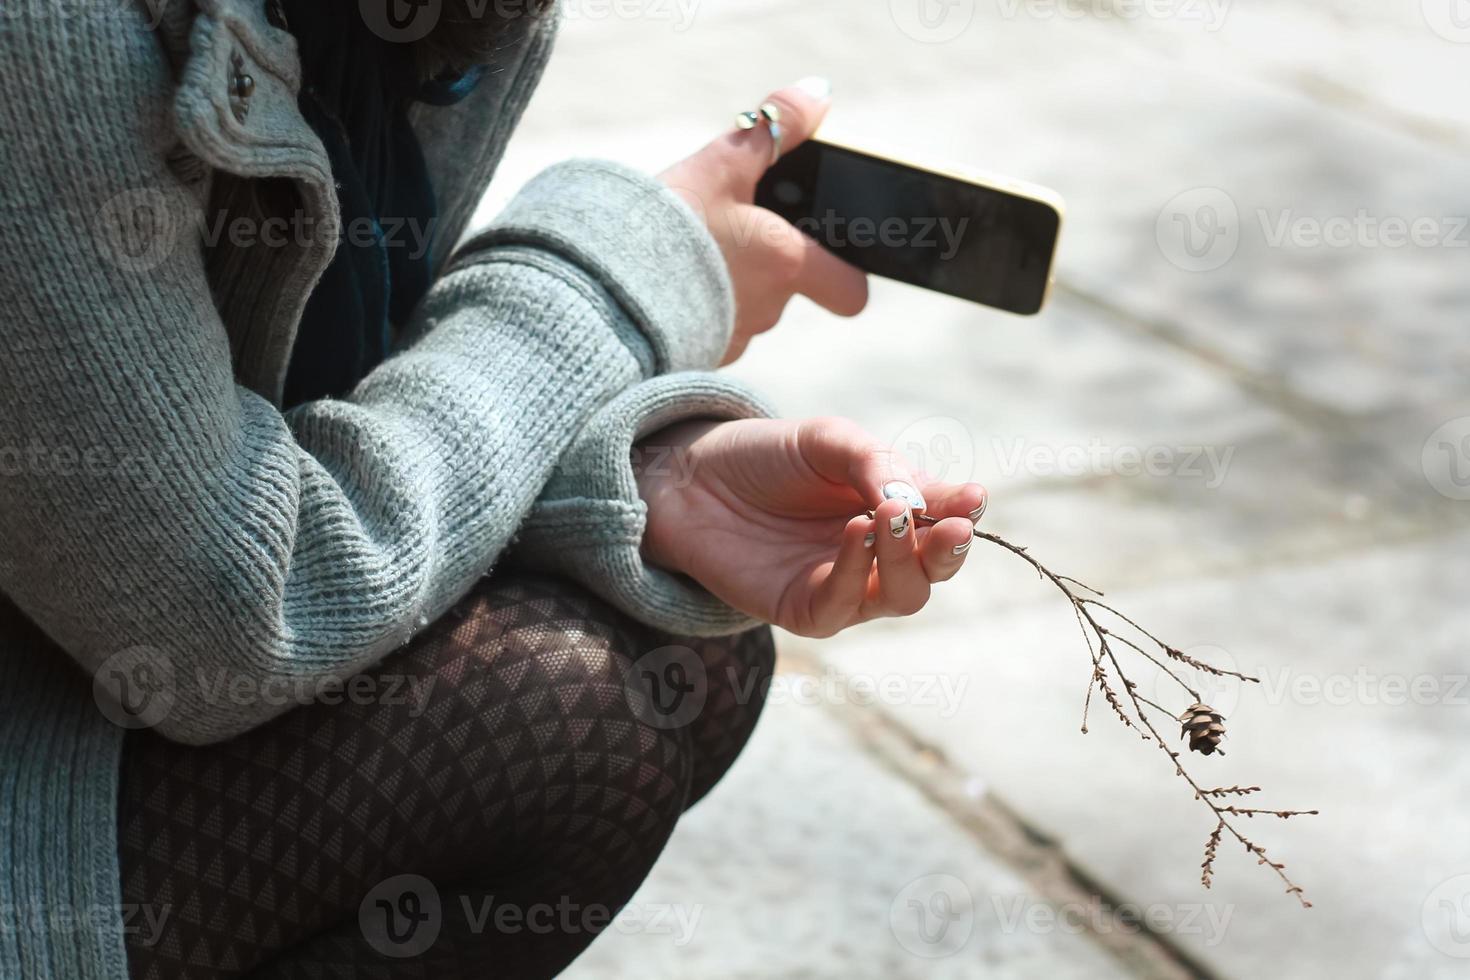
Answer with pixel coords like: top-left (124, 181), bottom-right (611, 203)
top-left (794, 417), bottom-right (930, 517)
top-left (717, 76), bottom-right (833, 187)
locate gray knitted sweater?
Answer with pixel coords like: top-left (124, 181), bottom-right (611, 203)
top-left (0, 2), bottom-right (767, 977)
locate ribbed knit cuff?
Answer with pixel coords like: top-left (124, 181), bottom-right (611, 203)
top-left (509, 373), bottom-right (774, 636)
top-left (456, 160), bottom-right (735, 374)
top-left (0, 651), bottom-right (128, 980)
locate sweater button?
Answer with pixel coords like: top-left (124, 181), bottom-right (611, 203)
top-left (229, 51), bottom-right (253, 122)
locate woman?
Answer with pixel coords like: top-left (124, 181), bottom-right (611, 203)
top-left (0, 1), bottom-right (988, 977)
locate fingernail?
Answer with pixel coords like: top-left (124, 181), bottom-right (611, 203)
top-left (952, 539), bottom-right (972, 557)
top-left (968, 498), bottom-right (988, 524)
top-left (889, 509), bottom-right (911, 539)
top-left (795, 76), bottom-right (832, 100)
top-left (863, 532), bottom-right (876, 549)
top-left (882, 481), bottom-right (927, 514)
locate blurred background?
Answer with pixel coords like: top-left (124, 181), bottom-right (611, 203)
top-left (476, 1), bottom-right (1470, 976)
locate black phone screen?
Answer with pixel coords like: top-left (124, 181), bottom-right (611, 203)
top-left (755, 140), bottom-right (1060, 315)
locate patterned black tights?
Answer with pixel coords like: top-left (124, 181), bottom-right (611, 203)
top-left (116, 575), bottom-right (775, 979)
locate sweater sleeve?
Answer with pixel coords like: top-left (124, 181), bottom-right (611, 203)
top-left (508, 373), bottom-right (775, 637)
top-left (0, 17), bottom-right (735, 744)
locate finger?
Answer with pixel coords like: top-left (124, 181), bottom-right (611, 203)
top-left (793, 420), bottom-right (929, 511)
top-left (868, 498), bottom-right (930, 618)
top-left (718, 77), bottom-right (833, 185)
top-left (917, 516), bottom-right (976, 584)
top-left (916, 481), bottom-right (989, 525)
top-left (808, 515), bottom-right (878, 634)
top-left (792, 231), bottom-right (869, 317)
top-left (793, 418), bottom-right (929, 516)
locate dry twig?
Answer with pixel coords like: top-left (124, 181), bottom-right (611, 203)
top-left (913, 514), bottom-right (1319, 907)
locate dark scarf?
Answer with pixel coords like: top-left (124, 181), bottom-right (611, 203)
top-left (279, 0), bottom-right (484, 409)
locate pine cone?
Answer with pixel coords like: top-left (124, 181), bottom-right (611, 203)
top-left (1179, 702), bottom-right (1227, 756)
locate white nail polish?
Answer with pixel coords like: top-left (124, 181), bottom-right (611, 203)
top-left (795, 76), bottom-right (832, 100)
top-left (889, 510), bottom-right (911, 539)
top-left (952, 539), bottom-right (972, 557)
top-left (863, 532), bottom-right (876, 549)
top-left (968, 498), bottom-right (988, 523)
top-left (882, 481), bottom-right (927, 514)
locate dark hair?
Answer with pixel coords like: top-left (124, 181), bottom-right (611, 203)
top-left (413, 0), bottom-right (555, 78)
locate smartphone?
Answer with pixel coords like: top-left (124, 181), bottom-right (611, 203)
top-left (756, 137), bottom-right (1064, 315)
